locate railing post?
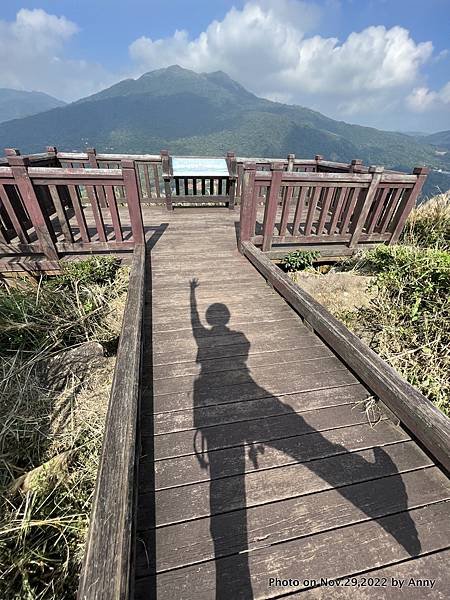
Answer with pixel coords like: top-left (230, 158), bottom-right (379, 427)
top-left (315, 154), bottom-right (323, 172)
top-left (45, 146), bottom-right (59, 167)
top-left (87, 148), bottom-right (107, 207)
top-left (287, 153), bottom-right (295, 172)
top-left (349, 159), bottom-right (363, 173)
top-left (7, 155), bottom-right (58, 260)
top-left (226, 151), bottom-right (237, 210)
top-left (389, 167), bottom-right (429, 244)
top-left (121, 159), bottom-right (145, 245)
top-left (161, 150), bottom-right (173, 211)
top-left (262, 162), bottom-right (284, 252)
top-left (349, 165), bottom-right (384, 248)
top-left (238, 162), bottom-right (257, 252)
top-left (5, 148), bottom-right (20, 157)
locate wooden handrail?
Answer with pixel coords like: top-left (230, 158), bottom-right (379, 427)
top-left (241, 241), bottom-right (450, 472)
top-left (77, 243), bottom-right (146, 600)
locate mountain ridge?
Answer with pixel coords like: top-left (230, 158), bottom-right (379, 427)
top-left (0, 88), bottom-right (65, 124)
top-left (0, 66), bottom-right (448, 194)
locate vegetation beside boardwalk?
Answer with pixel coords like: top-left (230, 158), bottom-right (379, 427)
top-left (288, 192), bottom-right (450, 416)
top-left (0, 257), bottom-right (128, 599)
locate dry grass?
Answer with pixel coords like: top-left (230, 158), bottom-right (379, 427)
top-left (0, 259), bottom-right (129, 599)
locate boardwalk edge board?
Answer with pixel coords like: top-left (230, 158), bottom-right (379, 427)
top-left (241, 241), bottom-right (450, 473)
top-left (77, 243), bottom-right (146, 600)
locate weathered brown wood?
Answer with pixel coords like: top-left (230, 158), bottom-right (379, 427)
top-left (238, 163), bottom-right (257, 248)
top-left (0, 184), bottom-right (30, 243)
top-left (242, 241), bottom-right (450, 471)
top-left (262, 163), bottom-right (284, 251)
top-left (366, 187), bottom-right (389, 234)
top-left (104, 186), bottom-right (123, 241)
top-left (121, 160), bottom-right (144, 244)
top-left (316, 186), bottom-right (334, 234)
top-left (304, 185), bottom-right (321, 236)
top-left (138, 467), bottom-right (449, 575)
top-left (48, 185), bottom-right (73, 242)
top-left (151, 440), bottom-right (431, 526)
top-left (87, 148), bottom-right (107, 207)
top-left (67, 185), bottom-right (89, 242)
top-left (140, 502), bottom-right (450, 599)
top-left (85, 185), bottom-right (106, 242)
top-left (152, 384), bottom-right (369, 433)
top-left (7, 156), bottom-right (58, 260)
top-left (389, 167), bottom-right (429, 243)
top-left (160, 150), bottom-right (173, 210)
top-left (77, 244), bottom-right (145, 600)
top-left (349, 166), bottom-right (384, 247)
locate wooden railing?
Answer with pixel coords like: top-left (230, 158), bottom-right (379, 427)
top-left (239, 160), bottom-right (428, 255)
top-left (242, 241), bottom-right (450, 472)
top-left (0, 153), bottom-right (144, 261)
top-left (77, 243), bottom-right (146, 600)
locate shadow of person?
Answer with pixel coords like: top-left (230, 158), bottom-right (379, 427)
top-left (189, 279), bottom-right (421, 600)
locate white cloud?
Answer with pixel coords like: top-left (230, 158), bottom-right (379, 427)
top-left (0, 9), bottom-right (115, 101)
top-left (407, 82), bottom-right (450, 112)
top-left (128, 0), bottom-right (435, 127)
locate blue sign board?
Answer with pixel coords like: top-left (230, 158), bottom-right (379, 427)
top-left (172, 157), bottom-right (229, 177)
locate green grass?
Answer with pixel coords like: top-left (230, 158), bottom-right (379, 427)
top-left (0, 257), bottom-right (128, 599)
top-left (339, 199), bottom-right (450, 414)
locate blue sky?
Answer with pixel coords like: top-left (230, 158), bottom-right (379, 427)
top-left (1, 1), bottom-right (449, 131)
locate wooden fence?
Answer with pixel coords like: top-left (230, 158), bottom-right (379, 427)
top-left (0, 152), bottom-right (144, 262)
top-left (239, 159), bottom-right (428, 256)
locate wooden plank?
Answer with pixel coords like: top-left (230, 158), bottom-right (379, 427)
top-left (298, 549), bottom-right (450, 599)
top-left (349, 167), bottom-right (384, 247)
top-left (153, 345), bottom-right (333, 379)
top-left (293, 186), bottom-right (308, 233)
top-left (316, 186), bottom-right (334, 234)
top-left (151, 370), bottom-right (359, 414)
top-left (152, 384), bottom-right (369, 434)
top-left (328, 186), bottom-right (348, 234)
top-left (278, 185), bottom-right (294, 237)
top-left (366, 187), bottom-right (389, 234)
top-left (0, 184), bottom-right (29, 243)
top-left (153, 356), bottom-right (346, 396)
top-left (68, 185), bottom-right (89, 242)
top-left (304, 185), bottom-right (321, 236)
top-left (150, 334), bottom-right (325, 367)
top-left (104, 185), bottom-right (123, 241)
top-left (262, 165), bottom-right (283, 251)
top-left (140, 502), bottom-right (450, 599)
top-left (48, 185), bottom-right (73, 242)
top-left (85, 184), bottom-right (106, 242)
top-left (77, 244), bottom-right (145, 600)
top-left (136, 467), bottom-right (450, 574)
top-left (151, 420), bottom-right (409, 490)
top-left (152, 163), bottom-right (161, 198)
top-left (153, 403), bottom-right (381, 463)
top-left (242, 242), bottom-right (450, 471)
top-left (148, 441), bottom-right (430, 526)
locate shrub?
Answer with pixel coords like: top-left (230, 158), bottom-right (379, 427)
top-left (344, 244), bottom-right (449, 413)
top-left (281, 250), bottom-right (320, 272)
top-left (401, 192), bottom-right (450, 250)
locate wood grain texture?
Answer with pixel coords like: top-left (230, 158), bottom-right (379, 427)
top-left (77, 244), bottom-right (145, 600)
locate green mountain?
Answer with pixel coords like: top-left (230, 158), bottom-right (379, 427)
top-left (423, 130), bottom-right (450, 150)
top-left (0, 65), bottom-right (448, 195)
top-left (0, 89), bottom-right (65, 124)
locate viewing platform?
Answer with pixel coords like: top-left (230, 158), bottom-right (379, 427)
top-left (1, 147), bottom-right (449, 599)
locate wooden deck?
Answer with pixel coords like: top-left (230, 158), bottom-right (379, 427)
top-left (134, 208), bottom-right (450, 599)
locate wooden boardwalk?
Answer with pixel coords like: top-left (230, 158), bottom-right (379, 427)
top-left (134, 208), bottom-right (450, 599)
